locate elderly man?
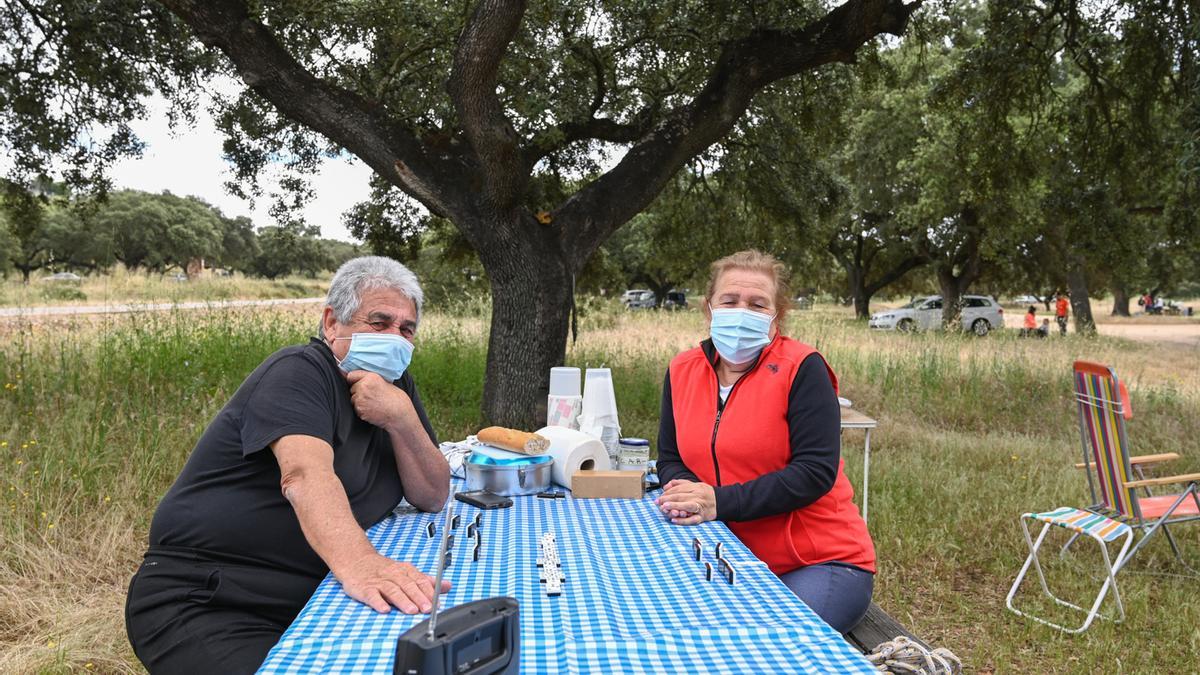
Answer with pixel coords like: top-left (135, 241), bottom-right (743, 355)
top-left (125, 256), bottom-right (451, 674)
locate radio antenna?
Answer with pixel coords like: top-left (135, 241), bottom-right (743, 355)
top-left (427, 487), bottom-right (456, 639)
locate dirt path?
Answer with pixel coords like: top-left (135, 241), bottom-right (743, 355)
top-left (1098, 322), bottom-right (1200, 347)
top-left (1002, 313), bottom-right (1200, 347)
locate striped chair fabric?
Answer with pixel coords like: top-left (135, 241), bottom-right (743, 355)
top-left (1074, 362), bottom-right (1140, 520)
top-left (1027, 507), bottom-right (1132, 543)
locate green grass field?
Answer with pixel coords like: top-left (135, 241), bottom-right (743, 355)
top-left (1, 304), bottom-right (1198, 673)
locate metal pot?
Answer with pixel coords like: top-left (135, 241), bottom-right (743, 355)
top-left (464, 457), bottom-right (554, 496)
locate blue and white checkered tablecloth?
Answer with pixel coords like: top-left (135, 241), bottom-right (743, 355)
top-left (258, 481), bottom-right (875, 674)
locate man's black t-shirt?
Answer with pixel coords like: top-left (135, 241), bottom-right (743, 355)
top-left (148, 337), bottom-right (438, 579)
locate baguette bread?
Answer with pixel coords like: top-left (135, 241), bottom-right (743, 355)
top-left (477, 426), bottom-right (551, 455)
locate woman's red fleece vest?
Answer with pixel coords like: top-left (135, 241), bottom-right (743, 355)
top-left (668, 336), bottom-right (876, 575)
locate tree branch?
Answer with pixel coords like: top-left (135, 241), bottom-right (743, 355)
top-left (525, 108), bottom-right (656, 169)
top-left (554, 0), bottom-right (923, 270)
top-left (157, 0), bottom-right (461, 219)
top-left (446, 0), bottom-right (527, 212)
top-left (864, 253), bottom-right (928, 296)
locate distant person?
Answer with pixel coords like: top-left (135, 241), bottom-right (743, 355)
top-left (125, 256), bottom-right (451, 674)
top-left (655, 250), bottom-right (875, 633)
top-left (1055, 292), bottom-right (1069, 335)
top-left (1038, 318), bottom-right (1050, 338)
top-left (1021, 306), bottom-right (1038, 337)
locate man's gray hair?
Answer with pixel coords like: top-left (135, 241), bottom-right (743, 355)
top-left (324, 256), bottom-right (424, 330)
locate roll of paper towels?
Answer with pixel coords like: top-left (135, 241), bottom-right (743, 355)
top-left (536, 425), bottom-right (612, 488)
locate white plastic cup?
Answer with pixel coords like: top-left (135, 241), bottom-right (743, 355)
top-left (582, 368), bottom-right (618, 420)
top-left (546, 394), bottom-right (582, 429)
top-left (549, 367), bottom-right (581, 397)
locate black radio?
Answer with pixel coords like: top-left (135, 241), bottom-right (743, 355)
top-left (393, 597), bottom-right (519, 675)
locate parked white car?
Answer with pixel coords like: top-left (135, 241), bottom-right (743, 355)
top-left (869, 295), bottom-right (1005, 336)
top-left (41, 271), bottom-right (82, 282)
top-left (621, 289), bottom-right (656, 309)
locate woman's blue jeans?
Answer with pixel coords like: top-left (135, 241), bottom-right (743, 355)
top-left (778, 562), bottom-right (874, 633)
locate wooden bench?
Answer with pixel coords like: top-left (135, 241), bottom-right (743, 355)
top-left (845, 602), bottom-right (929, 654)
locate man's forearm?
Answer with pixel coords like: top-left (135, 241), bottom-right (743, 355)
top-left (283, 468), bottom-right (378, 577)
top-left (387, 424), bottom-right (450, 511)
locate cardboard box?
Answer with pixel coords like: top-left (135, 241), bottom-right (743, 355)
top-left (570, 470), bottom-right (645, 499)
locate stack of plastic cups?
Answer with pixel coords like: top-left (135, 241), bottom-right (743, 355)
top-left (579, 368), bottom-right (621, 468)
top-left (546, 367), bottom-right (582, 430)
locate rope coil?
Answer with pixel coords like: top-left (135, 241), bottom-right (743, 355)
top-left (864, 636), bottom-right (962, 674)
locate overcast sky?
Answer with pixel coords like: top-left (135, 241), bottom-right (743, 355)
top-left (108, 95), bottom-right (370, 243)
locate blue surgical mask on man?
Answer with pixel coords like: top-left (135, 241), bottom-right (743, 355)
top-left (332, 333), bottom-right (414, 382)
top-left (709, 306), bottom-right (775, 365)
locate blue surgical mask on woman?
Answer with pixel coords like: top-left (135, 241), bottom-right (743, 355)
top-left (331, 333), bottom-right (414, 382)
top-left (709, 306), bottom-right (775, 365)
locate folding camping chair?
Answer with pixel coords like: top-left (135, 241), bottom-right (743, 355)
top-left (1006, 360), bottom-right (1200, 633)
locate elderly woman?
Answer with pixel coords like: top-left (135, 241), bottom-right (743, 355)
top-left (655, 250), bottom-right (876, 633)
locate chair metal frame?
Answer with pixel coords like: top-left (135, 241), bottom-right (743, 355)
top-left (1007, 509), bottom-right (1133, 633)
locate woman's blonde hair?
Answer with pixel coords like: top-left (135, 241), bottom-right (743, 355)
top-left (705, 250), bottom-right (793, 329)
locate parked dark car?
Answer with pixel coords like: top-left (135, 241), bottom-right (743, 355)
top-left (663, 291), bottom-right (688, 311)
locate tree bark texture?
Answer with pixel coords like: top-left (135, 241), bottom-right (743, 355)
top-left (850, 274), bottom-right (870, 319)
top-left (936, 268), bottom-right (973, 332)
top-left (1067, 261), bottom-right (1097, 335)
top-left (159, 0), bottom-right (922, 427)
top-left (1110, 283), bottom-right (1131, 317)
top-left (474, 212), bottom-right (573, 428)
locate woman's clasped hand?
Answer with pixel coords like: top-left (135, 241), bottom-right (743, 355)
top-left (654, 479), bottom-right (717, 525)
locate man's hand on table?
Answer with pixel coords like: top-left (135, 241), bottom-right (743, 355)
top-left (335, 552), bottom-right (452, 614)
top-left (655, 479), bottom-right (717, 525)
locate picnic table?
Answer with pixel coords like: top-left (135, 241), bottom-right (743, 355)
top-left (841, 407), bottom-right (879, 522)
top-left (258, 479), bottom-right (875, 674)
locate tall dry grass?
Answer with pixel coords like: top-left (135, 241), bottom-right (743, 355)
top-left (1, 301), bottom-right (1198, 672)
top-left (0, 267), bottom-right (329, 308)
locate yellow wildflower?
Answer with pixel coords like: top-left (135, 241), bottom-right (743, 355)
top-left (48, 523), bottom-right (55, 529)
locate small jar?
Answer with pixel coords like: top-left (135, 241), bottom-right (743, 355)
top-left (617, 437), bottom-right (651, 473)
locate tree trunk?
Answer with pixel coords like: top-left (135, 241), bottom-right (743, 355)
top-left (936, 268), bottom-right (971, 331)
top-left (845, 265), bottom-right (871, 319)
top-left (930, 206), bottom-right (982, 331)
top-left (476, 218), bottom-right (573, 429)
top-left (852, 285), bottom-right (872, 320)
top-left (1110, 283), bottom-right (1131, 317)
top-left (1066, 262), bottom-right (1096, 336)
